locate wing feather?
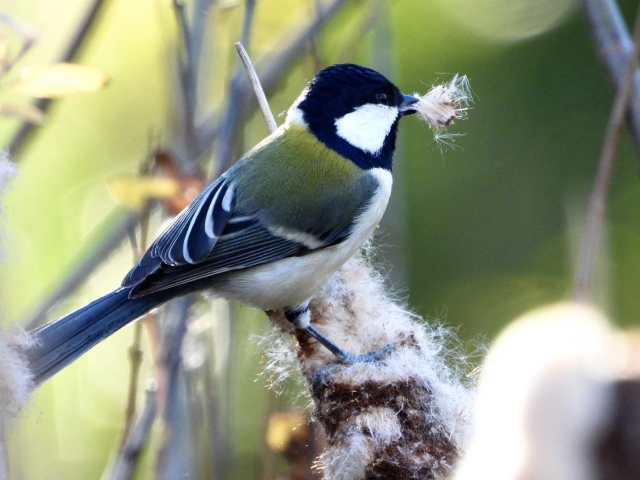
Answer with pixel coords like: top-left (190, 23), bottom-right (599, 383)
top-left (122, 178), bottom-right (234, 287)
top-left (130, 222), bottom-right (307, 295)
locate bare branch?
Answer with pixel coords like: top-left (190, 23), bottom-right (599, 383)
top-left (108, 386), bottom-right (157, 480)
top-left (574, 3), bottom-right (640, 301)
top-left (577, 0), bottom-right (640, 160)
top-left (234, 42), bottom-right (278, 134)
top-left (240, 0), bottom-right (257, 48)
top-left (155, 296), bottom-right (195, 480)
top-left (8, 0), bottom-right (109, 155)
top-left (173, 0), bottom-right (216, 166)
top-left (122, 322), bottom-right (144, 442)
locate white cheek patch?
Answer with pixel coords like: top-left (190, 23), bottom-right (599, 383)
top-left (334, 104), bottom-right (399, 155)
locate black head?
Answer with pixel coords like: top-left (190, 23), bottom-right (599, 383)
top-left (287, 64), bottom-right (418, 171)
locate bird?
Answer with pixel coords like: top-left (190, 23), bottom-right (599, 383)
top-left (25, 63), bottom-right (420, 385)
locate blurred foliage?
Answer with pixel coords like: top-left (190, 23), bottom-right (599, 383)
top-left (0, 0), bottom-right (639, 478)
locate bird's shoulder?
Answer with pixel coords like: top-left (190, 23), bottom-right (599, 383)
top-left (233, 123), bottom-right (382, 213)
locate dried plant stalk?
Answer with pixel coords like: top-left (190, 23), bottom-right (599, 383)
top-left (234, 42), bottom-right (278, 134)
top-left (265, 252), bottom-right (474, 479)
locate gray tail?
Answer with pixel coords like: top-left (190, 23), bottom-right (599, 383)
top-left (26, 287), bottom-right (162, 385)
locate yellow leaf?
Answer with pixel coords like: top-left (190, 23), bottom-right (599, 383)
top-left (0, 102), bottom-right (45, 124)
top-left (13, 63), bottom-right (109, 98)
top-left (108, 175), bottom-right (180, 211)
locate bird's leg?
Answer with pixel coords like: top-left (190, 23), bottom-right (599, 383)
top-left (283, 304), bottom-right (394, 364)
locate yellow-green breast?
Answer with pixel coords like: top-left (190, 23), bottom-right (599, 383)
top-left (231, 124), bottom-right (379, 239)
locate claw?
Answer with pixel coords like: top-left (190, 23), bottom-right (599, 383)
top-left (350, 343), bottom-right (395, 363)
top-left (311, 343), bottom-right (396, 394)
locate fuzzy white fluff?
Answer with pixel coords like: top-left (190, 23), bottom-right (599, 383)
top-left (0, 328), bottom-right (34, 418)
top-left (452, 303), bottom-right (614, 480)
top-left (413, 74), bottom-right (472, 150)
top-left (311, 256), bottom-right (474, 442)
top-left (321, 428), bottom-right (372, 480)
top-left (262, 248), bottom-right (476, 479)
top-left (319, 408), bottom-right (403, 479)
top-left (0, 153), bottom-right (33, 480)
top-left (0, 328), bottom-right (34, 479)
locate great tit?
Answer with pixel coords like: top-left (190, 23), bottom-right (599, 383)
top-left (26, 64), bottom-right (420, 384)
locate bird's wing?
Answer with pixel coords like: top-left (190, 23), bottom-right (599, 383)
top-left (122, 176), bottom-right (236, 287)
top-left (127, 218), bottom-right (313, 295)
top-left (123, 177), bottom-right (365, 297)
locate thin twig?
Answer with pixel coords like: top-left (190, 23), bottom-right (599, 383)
top-left (240, 0), bottom-right (257, 48)
top-left (234, 42), bottom-right (277, 134)
top-left (106, 305), bottom-right (164, 480)
top-left (120, 208), bottom-right (152, 444)
top-left (155, 296), bottom-right (194, 480)
top-left (577, 0), bottom-right (640, 160)
top-left (207, 0), bottom-right (260, 179)
top-left (8, 0), bottom-right (109, 155)
top-left (574, 4), bottom-right (640, 301)
top-left (122, 322), bottom-right (144, 440)
top-left (307, 0), bottom-right (325, 72)
top-left (173, 0), bottom-right (213, 166)
top-left (173, 0), bottom-right (192, 61)
top-left (186, 0), bottom-right (216, 166)
top-left (0, 12), bottom-right (38, 76)
top-left (206, 0), bottom-right (350, 177)
top-left (108, 386), bottom-right (158, 480)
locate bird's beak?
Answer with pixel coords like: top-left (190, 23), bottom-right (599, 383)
top-left (399, 94), bottom-right (420, 116)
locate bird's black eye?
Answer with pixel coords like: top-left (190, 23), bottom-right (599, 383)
top-left (375, 91), bottom-right (388, 104)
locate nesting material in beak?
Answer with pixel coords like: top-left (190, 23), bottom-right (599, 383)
top-left (413, 74), bottom-right (472, 149)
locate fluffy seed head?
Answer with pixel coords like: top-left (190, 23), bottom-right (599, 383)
top-left (413, 74), bottom-right (473, 150)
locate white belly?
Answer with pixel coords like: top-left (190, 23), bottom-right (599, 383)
top-left (212, 168), bottom-right (392, 309)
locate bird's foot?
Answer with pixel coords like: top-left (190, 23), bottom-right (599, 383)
top-left (311, 343), bottom-right (395, 393)
top-left (303, 324), bottom-right (395, 363)
top-left (333, 343), bottom-right (395, 364)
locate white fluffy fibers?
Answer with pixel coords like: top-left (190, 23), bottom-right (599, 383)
top-left (265, 251), bottom-right (476, 479)
top-left (452, 303), bottom-right (614, 480)
top-left (0, 153), bottom-right (33, 480)
top-left (412, 74), bottom-right (472, 150)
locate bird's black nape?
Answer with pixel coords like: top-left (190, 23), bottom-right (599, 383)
top-left (296, 64), bottom-right (407, 171)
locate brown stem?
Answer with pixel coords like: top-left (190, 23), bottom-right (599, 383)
top-left (574, 4), bottom-right (640, 301)
top-left (120, 207), bottom-right (152, 449)
top-left (122, 322), bottom-right (144, 443)
top-left (108, 386), bottom-right (157, 480)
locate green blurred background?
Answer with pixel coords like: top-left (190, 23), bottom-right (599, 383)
top-left (1, 0), bottom-right (640, 478)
